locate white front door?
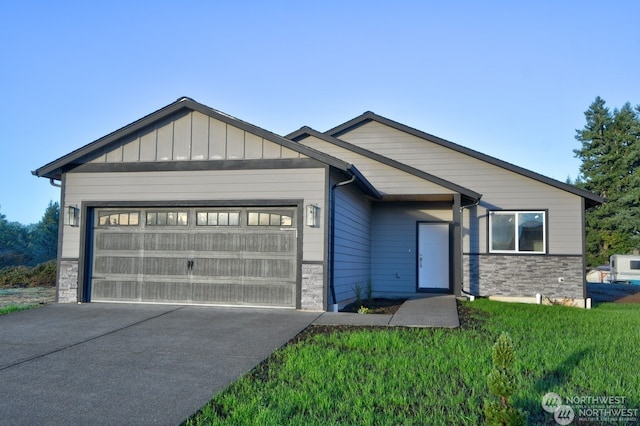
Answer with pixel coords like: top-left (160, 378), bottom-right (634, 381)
top-left (418, 223), bottom-right (450, 290)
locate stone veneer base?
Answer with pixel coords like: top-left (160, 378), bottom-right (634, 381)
top-left (463, 254), bottom-right (584, 300)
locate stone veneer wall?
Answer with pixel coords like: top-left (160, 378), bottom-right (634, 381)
top-left (301, 263), bottom-right (324, 311)
top-left (58, 259), bottom-right (79, 303)
top-left (463, 255), bottom-right (584, 300)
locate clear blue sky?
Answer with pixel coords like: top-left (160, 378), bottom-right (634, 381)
top-left (1, 1), bottom-right (638, 224)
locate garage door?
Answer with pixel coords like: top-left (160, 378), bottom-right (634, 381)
top-left (90, 207), bottom-right (298, 307)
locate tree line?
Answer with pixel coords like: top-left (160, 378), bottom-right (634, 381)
top-left (0, 201), bottom-right (59, 268)
top-left (574, 96), bottom-right (640, 266)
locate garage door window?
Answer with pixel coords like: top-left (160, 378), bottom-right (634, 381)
top-left (146, 211), bottom-right (189, 226)
top-left (248, 212), bottom-right (292, 227)
top-left (196, 211), bottom-right (240, 226)
top-left (98, 211), bottom-right (140, 226)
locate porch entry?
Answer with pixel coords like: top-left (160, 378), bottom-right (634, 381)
top-left (417, 222), bottom-right (450, 290)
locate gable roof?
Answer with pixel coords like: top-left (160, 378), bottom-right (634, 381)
top-left (32, 97), bottom-right (381, 199)
top-left (287, 126), bottom-right (482, 202)
top-left (326, 111), bottom-right (604, 208)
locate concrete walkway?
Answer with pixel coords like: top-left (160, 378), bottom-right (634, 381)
top-left (313, 294), bottom-right (460, 328)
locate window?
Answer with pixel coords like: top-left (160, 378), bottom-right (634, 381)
top-left (196, 211), bottom-right (240, 226)
top-left (146, 211), bottom-right (188, 226)
top-left (247, 212), bottom-right (292, 227)
top-left (489, 211), bottom-right (545, 253)
top-left (630, 261), bottom-right (640, 270)
top-left (98, 211), bottom-right (140, 226)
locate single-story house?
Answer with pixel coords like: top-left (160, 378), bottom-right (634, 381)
top-left (34, 97), bottom-right (603, 310)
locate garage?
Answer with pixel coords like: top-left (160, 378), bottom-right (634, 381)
top-left (90, 206), bottom-right (299, 307)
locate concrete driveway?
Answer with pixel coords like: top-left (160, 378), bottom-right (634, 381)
top-left (0, 303), bottom-right (321, 426)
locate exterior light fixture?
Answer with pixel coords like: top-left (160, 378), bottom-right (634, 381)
top-left (65, 205), bottom-right (79, 227)
top-left (306, 204), bottom-right (320, 227)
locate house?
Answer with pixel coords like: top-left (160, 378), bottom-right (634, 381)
top-left (33, 97), bottom-right (603, 310)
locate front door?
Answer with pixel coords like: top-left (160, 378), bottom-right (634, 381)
top-left (418, 222), bottom-right (450, 290)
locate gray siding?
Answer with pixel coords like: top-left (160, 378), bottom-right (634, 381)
top-left (339, 121), bottom-right (584, 255)
top-left (332, 175), bottom-right (372, 303)
top-left (298, 135), bottom-right (455, 196)
top-left (90, 111), bottom-right (306, 164)
top-left (370, 202), bottom-right (452, 298)
top-left (62, 169), bottom-right (326, 261)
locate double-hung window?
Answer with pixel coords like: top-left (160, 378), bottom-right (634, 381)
top-left (489, 211), bottom-right (546, 254)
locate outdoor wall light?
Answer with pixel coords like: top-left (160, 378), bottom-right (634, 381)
top-left (65, 205), bottom-right (79, 227)
top-left (306, 204), bottom-right (320, 227)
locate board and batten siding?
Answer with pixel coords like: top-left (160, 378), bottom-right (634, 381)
top-left (339, 121), bottom-right (584, 254)
top-left (298, 136), bottom-right (455, 197)
top-left (62, 169), bottom-right (326, 261)
top-left (371, 202), bottom-right (452, 298)
top-left (91, 110), bottom-right (305, 164)
top-left (332, 178), bottom-right (372, 303)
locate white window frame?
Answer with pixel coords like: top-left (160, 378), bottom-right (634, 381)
top-left (489, 210), bottom-right (546, 254)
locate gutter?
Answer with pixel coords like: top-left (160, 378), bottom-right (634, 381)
top-left (328, 173), bottom-right (357, 311)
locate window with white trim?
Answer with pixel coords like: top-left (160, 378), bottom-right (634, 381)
top-left (489, 211), bottom-right (546, 253)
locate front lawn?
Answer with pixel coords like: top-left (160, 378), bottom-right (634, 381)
top-left (186, 300), bottom-right (640, 425)
top-left (0, 304), bottom-right (36, 316)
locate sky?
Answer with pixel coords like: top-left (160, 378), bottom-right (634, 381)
top-left (1, 1), bottom-right (639, 225)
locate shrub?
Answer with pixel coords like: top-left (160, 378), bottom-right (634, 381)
top-left (484, 332), bottom-right (526, 425)
top-left (365, 279), bottom-right (373, 302)
top-left (352, 282), bottom-right (363, 306)
top-left (0, 260), bottom-right (56, 288)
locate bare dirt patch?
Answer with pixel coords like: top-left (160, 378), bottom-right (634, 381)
top-left (0, 287), bottom-right (56, 308)
top-left (588, 283), bottom-right (640, 303)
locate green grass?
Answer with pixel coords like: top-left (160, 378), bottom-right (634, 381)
top-left (0, 304), bottom-right (36, 316)
top-left (186, 300), bottom-right (640, 425)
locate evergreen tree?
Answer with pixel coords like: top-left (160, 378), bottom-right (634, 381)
top-left (29, 201), bottom-right (59, 265)
top-left (0, 207), bottom-right (30, 267)
top-left (574, 98), bottom-right (640, 265)
top-left (484, 332), bottom-right (526, 425)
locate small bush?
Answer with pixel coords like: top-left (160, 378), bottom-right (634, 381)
top-left (0, 260), bottom-right (56, 288)
top-left (352, 282), bottom-right (363, 306)
top-left (484, 332), bottom-right (526, 425)
top-left (365, 279), bottom-right (373, 302)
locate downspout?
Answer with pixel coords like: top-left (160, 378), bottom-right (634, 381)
top-left (328, 173), bottom-right (357, 312)
top-left (49, 178), bottom-right (62, 188)
top-left (460, 197), bottom-right (481, 298)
